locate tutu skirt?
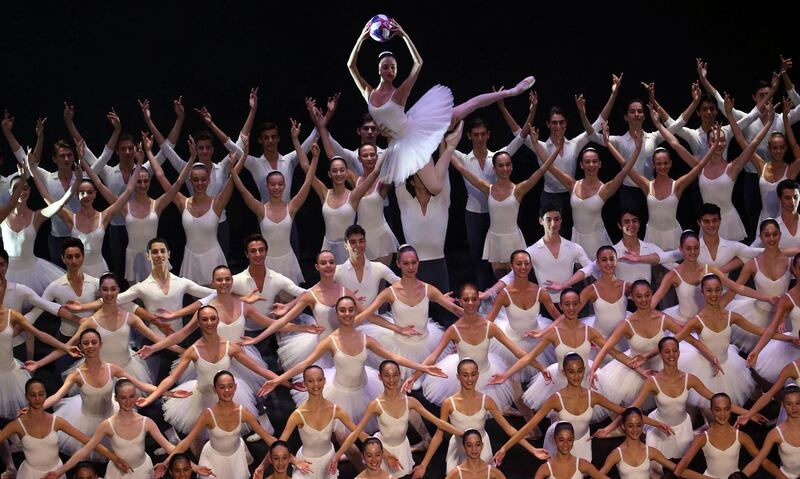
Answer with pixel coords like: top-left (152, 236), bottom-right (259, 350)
top-left (363, 320), bottom-right (444, 389)
top-left (162, 382), bottom-right (261, 435)
top-left (728, 298), bottom-right (773, 352)
top-left (490, 315), bottom-right (556, 382)
top-left (278, 330), bottom-right (334, 372)
top-left (570, 227), bottom-right (610, 263)
top-left (482, 229), bottom-right (526, 263)
top-left (124, 248), bottom-right (154, 283)
top-left (645, 409), bottom-right (693, 459)
top-left (180, 244), bottom-right (226, 285)
top-left (376, 432), bottom-right (413, 477)
top-left (0, 361), bottom-right (30, 419)
top-left (364, 223), bottom-right (399, 260)
top-left (596, 354), bottom-right (660, 409)
top-left (198, 438), bottom-right (249, 479)
top-left (754, 341), bottom-right (800, 383)
top-left (292, 444), bottom-right (339, 479)
top-left (7, 256), bottom-right (64, 295)
top-left (321, 238), bottom-right (349, 265)
top-left (679, 342), bottom-right (755, 408)
top-left (377, 85), bottom-right (454, 185)
top-left (17, 460), bottom-right (65, 479)
top-left (422, 354), bottom-right (514, 410)
top-left (644, 222), bottom-right (681, 251)
top-left (106, 455), bottom-right (153, 479)
top-left (54, 396), bottom-right (114, 461)
top-left (266, 251), bottom-right (304, 285)
top-left (719, 208), bottom-right (747, 242)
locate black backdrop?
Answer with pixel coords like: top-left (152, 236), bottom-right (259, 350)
top-left (1, 1), bottom-right (797, 283)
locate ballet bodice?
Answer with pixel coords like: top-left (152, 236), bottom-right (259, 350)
top-left (297, 405), bottom-right (336, 458)
top-left (646, 180), bottom-right (678, 228)
top-left (330, 335), bottom-right (368, 390)
top-left (259, 205), bottom-right (293, 257)
top-left (1, 217), bottom-right (36, 259)
top-left (108, 416), bottom-right (148, 469)
top-left (616, 446), bottom-right (650, 479)
top-left (695, 313), bottom-right (732, 361)
top-left (554, 326), bottom-right (591, 372)
top-left (487, 185), bottom-right (520, 233)
top-left (753, 259), bottom-right (790, 312)
top-left (702, 429), bottom-right (740, 478)
top-left (321, 191), bottom-right (356, 242)
top-left (591, 282), bottom-right (627, 337)
top-left (18, 415), bottom-right (60, 471)
top-left (217, 307), bottom-right (246, 343)
top-left (555, 391), bottom-right (592, 440)
top-left (390, 285), bottom-right (430, 337)
top-left (0, 311), bottom-right (14, 371)
top-left (652, 375), bottom-right (689, 426)
top-left (93, 313), bottom-right (132, 366)
top-left (376, 397), bottom-right (409, 448)
top-left (448, 395), bottom-right (487, 437)
top-left (77, 364), bottom-right (114, 419)
top-left (207, 406), bottom-right (242, 456)
top-left (125, 200), bottom-right (158, 250)
top-left (182, 202), bottom-right (220, 252)
top-left (195, 342), bottom-right (231, 396)
top-left (626, 316), bottom-right (665, 370)
top-left (368, 93), bottom-right (408, 138)
top-left (310, 289), bottom-right (342, 335)
top-left (454, 323), bottom-right (491, 373)
top-left (503, 289), bottom-right (540, 337)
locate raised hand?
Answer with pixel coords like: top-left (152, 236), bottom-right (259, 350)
top-left (173, 95), bottom-right (185, 119)
top-left (107, 108), bottom-right (121, 130)
top-left (290, 118), bottom-right (301, 139)
top-left (529, 90), bottom-right (538, 111)
top-left (641, 81), bottom-right (656, 102)
top-left (691, 81), bottom-right (701, 102)
top-left (401, 376), bottom-right (416, 393)
top-left (35, 117), bottom-right (47, 137)
top-left (138, 99), bottom-right (151, 120)
top-left (258, 379), bottom-right (279, 397)
top-left (141, 131), bottom-right (154, 152)
top-left (781, 54), bottom-right (793, 72)
top-left (194, 107), bottom-right (213, 125)
top-left (389, 19), bottom-right (406, 38)
top-left (1, 109), bottom-right (13, 133)
top-left (528, 126), bottom-right (540, 144)
top-left (574, 94), bottom-right (587, 114)
top-left (488, 373), bottom-right (508, 385)
top-left (396, 325), bottom-right (421, 337)
top-left (601, 122), bottom-right (612, 146)
top-left (647, 102), bottom-right (661, 125)
top-left (696, 58), bottom-right (707, 78)
top-left (63, 102), bottom-right (75, 123)
top-left (249, 87), bottom-right (259, 110)
top-left (21, 360), bottom-right (38, 373)
top-left (187, 135), bottom-right (197, 159)
top-left (611, 73), bottom-right (623, 93)
top-left (326, 92), bottom-right (341, 115)
top-left (492, 448), bottom-right (507, 466)
top-left (783, 96), bottom-right (795, 115)
top-left (137, 344), bottom-right (154, 359)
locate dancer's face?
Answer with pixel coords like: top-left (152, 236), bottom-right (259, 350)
top-left (560, 292), bottom-right (581, 319)
top-left (618, 212), bottom-right (640, 238)
top-left (759, 223), bottom-right (781, 248)
top-left (328, 159), bottom-right (348, 185)
top-left (511, 252), bottom-right (531, 278)
top-left (710, 396), bottom-right (732, 425)
top-left (379, 363), bottom-right (401, 390)
top-left (463, 432), bottom-right (483, 459)
top-left (245, 240), bottom-right (268, 266)
top-left (459, 286), bottom-right (480, 315)
top-left (362, 443), bottom-right (384, 471)
top-left (457, 362), bottom-right (479, 390)
top-left (357, 122), bottom-right (379, 144)
top-left (195, 139), bottom-right (214, 163)
top-left (99, 277), bottom-right (119, 303)
top-left (78, 181), bottom-right (97, 205)
top-left (259, 128), bottom-right (280, 154)
top-left (11, 180), bottom-right (30, 202)
top-left (780, 187), bottom-right (800, 213)
top-left (214, 373), bottom-right (237, 402)
top-left (631, 284), bottom-right (652, 311)
top-left (701, 278), bottom-right (723, 306)
top-left (547, 113), bottom-right (568, 137)
top-left (25, 382), bottom-right (47, 409)
top-left (303, 367), bottom-right (325, 396)
top-left (198, 307), bottom-right (220, 334)
top-left (79, 332), bottom-right (102, 357)
top-left (134, 170), bottom-right (151, 194)
top-left (168, 458), bottom-right (192, 479)
top-left (62, 246), bottom-right (85, 270)
top-left (190, 167), bottom-right (210, 194)
top-left (783, 392), bottom-right (800, 419)
top-left (147, 242), bottom-right (170, 266)
top-left (314, 252), bottom-right (337, 278)
top-left (74, 467), bottom-right (99, 479)
top-left (624, 101), bottom-right (645, 128)
top-left (596, 249), bottom-right (618, 275)
top-left (267, 173), bottom-right (286, 198)
top-left (563, 358), bottom-right (585, 387)
top-left (358, 144), bottom-right (378, 170)
top-left (115, 383), bottom-right (137, 412)
top-left (697, 99), bottom-right (719, 124)
top-left (212, 268), bottom-right (233, 295)
top-left (270, 445), bottom-right (292, 475)
top-left (768, 134), bottom-right (788, 161)
top-left (579, 151), bottom-right (601, 176)
top-left (493, 153), bottom-right (513, 179)
top-left (467, 125), bottom-right (490, 149)
top-left (653, 151), bottom-right (672, 177)
top-left (53, 146), bottom-right (74, 169)
top-left (623, 412), bottom-right (644, 440)
top-left (336, 299), bottom-right (357, 327)
top-left (116, 139), bottom-right (136, 163)
top-left (539, 211), bottom-right (562, 236)
top-left (346, 233), bottom-right (366, 259)
top-left (659, 339), bottom-right (680, 366)
top-left (378, 56), bottom-right (397, 83)
top-left (396, 251), bottom-right (419, 277)
top-left (554, 428), bottom-right (575, 455)
top-left (753, 87), bottom-right (771, 108)
top-left (680, 237), bottom-right (700, 262)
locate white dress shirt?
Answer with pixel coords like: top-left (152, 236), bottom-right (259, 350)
top-left (334, 259), bottom-right (399, 305)
top-left (501, 236), bottom-right (591, 301)
top-left (231, 266), bottom-right (306, 331)
top-left (237, 130), bottom-right (318, 202)
top-left (24, 273), bottom-right (99, 336)
top-left (395, 177), bottom-right (451, 261)
top-left (578, 239), bottom-right (668, 284)
top-left (671, 107), bottom-right (760, 161)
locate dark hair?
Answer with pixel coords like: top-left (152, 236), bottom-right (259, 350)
top-left (316, 250), bottom-right (336, 263)
top-left (379, 359), bottom-right (400, 374)
top-left (24, 377), bottom-right (46, 394)
top-left (618, 208), bottom-right (641, 222)
top-left (698, 203), bottom-right (722, 220)
top-left (560, 287), bottom-right (579, 302)
top-left (79, 328), bottom-right (102, 344)
top-left (759, 218), bottom-right (780, 235)
top-left (117, 133), bottom-right (135, 147)
top-left (212, 265), bottom-right (231, 279)
top-left (147, 237), bottom-right (170, 253)
top-left (0, 249), bottom-right (7, 263)
top-left (99, 272), bottom-right (119, 287)
top-left (114, 378), bottom-right (135, 397)
top-left (510, 249), bottom-right (531, 264)
top-left (303, 365), bottom-right (324, 378)
top-left (257, 122), bottom-right (280, 137)
top-left (335, 295), bottom-right (357, 310)
top-left (621, 406), bottom-right (642, 422)
top-left (74, 461), bottom-right (97, 475)
top-left (329, 156), bottom-right (348, 171)
top-left (631, 279), bottom-right (652, 292)
top-left (270, 439), bottom-right (291, 454)
top-left (625, 98), bottom-right (646, 112)
top-left (698, 93), bottom-right (717, 109)
top-left (710, 392), bottom-right (731, 407)
top-left (727, 472), bottom-right (748, 479)
top-left (491, 150), bottom-right (511, 167)
top-left (753, 79), bottom-right (771, 94)
top-left (458, 283), bottom-right (478, 297)
top-left (782, 384), bottom-right (800, 402)
top-left (562, 352), bottom-right (584, 369)
top-left (362, 436), bottom-right (384, 452)
top-left (701, 273), bottom-right (721, 289)
top-left (266, 170), bottom-right (285, 184)
top-left (193, 130), bottom-right (214, 144)
top-left (769, 131), bottom-right (787, 145)
top-left (658, 336), bottom-right (679, 351)
top-left (357, 143), bottom-right (378, 157)
top-left (539, 202), bottom-right (562, 218)
top-left (61, 237), bottom-right (85, 255)
top-left (52, 139), bottom-right (73, 157)
top-left (345, 224), bottom-right (366, 239)
top-left (462, 429), bottom-right (483, 445)
top-left (377, 51), bottom-right (395, 61)
top-left (397, 244), bottom-right (418, 259)
top-left (457, 358), bottom-right (479, 374)
top-left (595, 245), bottom-right (617, 260)
top-left (213, 370), bottom-right (235, 387)
top-left (168, 453), bottom-right (192, 470)
top-left (358, 113), bottom-right (376, 128)
top-left (554, 421), bottom-right (575, 436)
top-left (548, 106), bottom-right (567, 122)
top-left (680, 229), bottom-right (699, 246)
top-left (777, 179), bottom-right (800, 198)
top-left (198, 305), bottom-right (219, 318)
top-left (244, 234), bottom-right (268, 252)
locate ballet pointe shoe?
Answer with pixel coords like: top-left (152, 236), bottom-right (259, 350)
top-left (508, 76), bottom-right (536, 96)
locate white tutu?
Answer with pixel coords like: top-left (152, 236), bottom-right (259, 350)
top-left (105, 455), bottom-right (153, 479)
top-left (162, 380), bottom-right (261, 435)
top-left (482, 229), bottom-right (526, 263)
top-left (662, 303), bottom-right (697, 324)
top-left (595, 354), bottom-right (659, 409)
top-left (543, 422), bottom-right (591, 461)
top-left (266, 251), bottom-right (304, 285)
top-left (581, 315), bottom-right (629, 357)
top-left (176, 345), bottom-right (271, 392)
top-left (292, 444), bottom-right (339, 479)
top-left (489, 315), bottom-right (556, 382)
top-left (678, 342), bottom-right (755, 408)
top-left (362, 320), bottom-right (444, 389)
top-left (374, 85), bottom-right (454, 185)
top-left (277, 330), bottom-right (334, 372)
top-left (54, 395), bottom-right (114, 461)
top-left (375, 431), bottom-right (413, 477)
top-left (321, 238), bottom-right (349, 265)
top-left (719, 208), bottom-right (747, 242)
top-left (644, 223), bottom-right (681, 251)
top-left (446, 429), bottom-right (492, 473)
top-left (198, 438), bottom-right (249, 479)
top-left (754, 341), bottom-right (800, 383)
top-left (17, 460), bottom-right (65, 479)
top-left (0, 361), bottom-right (30, 419)
top-left (364, 223), bottom-right (399, 260)
top-left (645, 409), bottom-right (693, 459)
top-left (6, 256), bottom-right (64, 295)
top-left (570, 227), bottom-right (610, 265)
top-left (180, 244), bottom-right (226, 286)
top-left (422, 353), bottom-right (514, 410)
top-left (728, 297), bottom-right (772, 352)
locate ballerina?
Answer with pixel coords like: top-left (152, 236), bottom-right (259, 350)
top-left (254, 440), bottom-right (292, 479)
top-left (412, 358), bottom-right (547, 477)
top-left (445, 430), bottom-right (508, 479)
top-left (356, 438), bottom-right (396, 479)
top-left (43, 328), bottom-right (179, 460)
top-left (0, 378), bottom-right (130, 479)
top-left (492, 353), bottom-right (671, 465)
top-left (450, 125), bottom-right (560, 277)
top-left (231, 127), bottom-right (317, 283)
top-left (674, 393), bottom-right (783, 479)
top-left (531, 422), bottom-right (606, 479)
top-left (42, 378), bottom-right (181, 479)
top-left (739, 356), bottom-right (800, 426)
top-left (154, 370), bottom-right (307, 479)
top-left (743, 385), bottom-right (800, 478)
top-left (409, 284), bottom-right (527, 411)
top-left (348, 18), bottom-right (534, 189)
top-left (331, 359), bottom-right (463, 477)
top-left (484, 250), bottom-right (561, 417)
top-left (357, 244), bottom-right (462, 384)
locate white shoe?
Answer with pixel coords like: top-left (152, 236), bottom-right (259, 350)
top-left (154, 447), bottom-right (167, 456)
top-left (509, 76), bottom-right (536, 96)
top-left (246, 432), bottom-right (263, 443)
top-left (165, 427), bottom-right (180, 444)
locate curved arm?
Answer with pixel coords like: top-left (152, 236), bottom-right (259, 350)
top-left (128, 314), bottom-right (184, 354)
top-left (392, 24), bottom-right (423, 106)
top-left (55, 416), bottom-right (121, 464)
top-left (80, 156), bottom-right (117, 205)
top-left (673, 432), bottom-right (706, 477)
top-left (231, 166), bottom-right (265, 218)
top-left (750, 295), bottom-right (793, 359)
top-left (450, 153), bottom-right (490, 196)
top-left (348, 155), bottom-right (384, 206)
top-left (739, 431), bottom-right (785, 478)
top-left (139, 351), bottom-right (193, 406)
top-left (162, 410), bottom-right (213, 465)
top-left (588, 321), bottom-right (630, 378)
top-left (404, 327), bottom-right (458, 385)
top-left (428, 284), bottom-right (464, 317)
top-left (51, 419), bottom-right (112, 475)
top-left (12, 311), bottom-right (74, 355)
top-left (488, 322), bottom-right (529, 359)
top-left (728, 108), bottom-right (776, 178)
top-left (354, 288), bottom-right (391, 322)
top-left (147, 142), bottom-right (188, 210)
top-left (266, 337), bottom-right (332, 386)
top-left (154, 153), bottom-right (193, 214)
top-left (674, 147), bottom-right (714, 197)
top-left (414, 400), bottom-right (448, 473)
top-left (747, 361), bottom-right (798, 418)
top-left (598, 134), bottom-right (641, 201)
top-left (248, 293), bottom-right (314, 345)
top-left (330, 401), bottom-right (378, 459)
top-left (496, 394), bottom-right (557, 453)
top-left (599, 73), bottom-right (623, 121)
top-left (43, 371), bottom-right (79, 409)
top-left (288, 146), bottom-right (319, 217)
top-left (365, 335), bottom-right (443, 375)
top-left (650, 270), bottom-right (678, 307)
top-left (730, 311), bottom-right (795, 341)
top-left (0, 181), bottom-right (25, 223)
top-left (347, 24), bottom-right (373, 101)
top-left (515, 142), bottom-right (561, 198)
top-left (483, 396), bottom-right (542, 458)
top-left (211, 158), bottom-right (240, 217)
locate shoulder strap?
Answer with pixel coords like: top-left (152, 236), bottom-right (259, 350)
top-left (224, 340), bottom-right (230, 356)
top-left (480, 393), bottom-right (486, 409)
top-left (503, 288), bottom-right (512, 303)
top-left (51, 414), bottom-right (57, 432)
top-left (457, 466), bottom-right (464, 479)
top-left (449, 396), bottom-right (457, 413)
top-left (695, 315), bottom-right (707, 329)
top-left (777, 425), bottom-right (787, 442)
top-left (674, 269), bottom-right (685, 283)
top-left (652, 377), bottom-right (662, 393)
top-left (684, 373), bottom-right (689, 390)
top-left (453, 324), bottom-right (464, 341)
top-left (16, 417), bottom-right (27, 434)
top-left (389, 286), bottom-right (398, 300)
top-left (208, 408), bottom-right (217, 427)
top-left (794, 360), bottom-right (800, 378)
top-left (648, 180), bottom-right (654, 196)
top-left (556, 392), bottom-right (565, 409)
top-left (376, 399), bottom-right (385, 414)
top-left (616, 447), bottom-right (624, 464)
top-left (484, 322), bottom-right (491, 339)
top-left (727, 311), bottom-right (732, 327)
top-left (139, 415), bottom-right (147, 434)
top-left (239, 405), bottom-right (243, 423)
top-left (107, 418), bottom-right (117, 435)
top-left (554, 326), bottom-right (563, 344)
top-left (330, 335), bottom-right (341, 352)
top-left (330, 404), bottom-right (337, 423)
top-left (670, 179), bottom-right (676, 195)
top-left (296, 408), bottom-right (307, 424)
top-left (660, 314), bottom-right (666, 330)
top-left (787, 292), bottom-right (798, 309)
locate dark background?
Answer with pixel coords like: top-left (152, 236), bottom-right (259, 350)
top-left (2, 2), bottom-right (797, 281)
top-left (2, 2), bottom-right (797, 478)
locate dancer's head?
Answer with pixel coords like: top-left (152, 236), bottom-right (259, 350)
top-left (24, 378), bottom-right (47, 409)
top-left (462, 429), bottom-right (484, 460)
top-left (595, 245), bottom-right (617, 273)
top-left (114, 378), bottom-right (137, 411)
top-left (51, 139), bottom-right (75, 169)
top-left (624, 98), bottom-right (646, 128)
top-left (617, 209), bottom-right (642, 237)
top-left (777, 179), bottom-right (800, 214)
top-left (266, 170), bottom-right (286, 198)
top-left (244, 234), bottom-right (268, 265)
top-left (78, 328), bottom-right (102, 357)
top-left (74, 462), bottom-right (99, 479)
top-left (327, 157), bottom-right (349, 185)
top-left (335, 296), bottom-right (358, 327)
top-left (539, 204), bottom-right (562, 236)
top-left (467, 118), bottom-right (491, 149)
top-left (77, 178), bottom-right (97, 207)
top-left (396, 244), bottom-right (419, 277)
top-left (357, 143), bottom-right (378, 170)
top-left (710, 392), bottom-right (732, 424)
top-left (562, 352), bottom-right (585, 386)
top-left (211, 265), bottom-right (233, 294)
top-left (357, 113), bottom-right (379, 144)
top-left (193, 131), bottom-right (215, 162)
top-left (697, 203), bottom-right (722, 236)
top-left (457, 358), bottom-right (479, 390)
top-left (257, 122), bottom-right (281, 154)
top-left (269, 440), bottom-right (292, 475)
top-left (578, 147), bottom-right (601, 176)
top-left (696, 94), bottom-right (719, 124)
top-left (213, 370), bottom-right (237, 402)
top-left (99, 272), bottom-right (121, 303)
top-left (679, 230), bottom-right (700, 262)
top-left (553, 421), bottom-right (576, 455)
top-left (630, 279), bottom-right (652, 310)
top-left (314, 250), bottom-right (337, 278)
top-left (189, 161), bottom-right (210, 194)
top-left (378, 360), bottom-right (401, 389)
top-left (167, 453), bottom-right (193, 479)
top-left (361, 437), bottom-right (385, 471)
top-left (559, 288), bottom-right (580, 316)
top-left (345, 224), bottom-right (367, 259)
top-left (61, 237), bottom-right (85, 270)
top-left (621, 407), bottom-right (644, 440)
top-left (303, 365), bottom-right (326, 395)
top-left (146, 238), bottom-right (171, 266)
top-left (510, 250), bottom-right (532, 278)
top-left (458, 283), bottom-right (479, 314)
top-left (197, 305), bottom-right (220, 333)
top-left (657, 336), bottom-right (680, 366)
top-left (652, 146), bottom-right (673, 177)
top-left (547, 106), bottom-right (568, 137)
top-left (377, 51), bottom-right (397, 83)
top-left (782, 385), bottom-right (800, 419)
top-left (491, 151), bottom-right (513, 179)
top-left (700, 273), bottom-right (723, 305)
top-left (759, 218), bottom-right (781, 248)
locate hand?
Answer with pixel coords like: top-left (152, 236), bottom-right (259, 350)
top-left (628, 353), bottom-right (646, 370)
top-left (35, 117), bottom-right (46, 137)
top-left (611, 73), bottom-right (623, 93)
top-left (173, 95), bottom-right (185, 119)
top-left (271, 302), bottom-right (291, 317)
top-left (389, 19), bottom-right (406, 38)
top-left (140, 131), bottom-right (154, 152)
top-left (411, 464), bottom-right (427, 479)
top-left (641, 82), bottom-right (656, 102)
top-left (1, 109), bottom-right (13, 133)
top-left (249, 87), bottom-right (259, 110)
top-left (735, 413), bottom-right (751, 427)
top-left (541, 369), bottom-right (553, 384)
top-left (133, 143), bottom-right (145, 165)
top-left (239, 336), bottom-right (257, 346)
top-left (532, 447), bottom-right (550, 460)
top-left (326, 92), bottom-right (340, 116)
top-left (384, 451), bottom-right (401, 471)
top-left (74, 138), bottom-right (86, 162)
top-left (711, 357), bottom-right (725, 376)
top-left (396, 325), bottom-right (421, 337)
top-left (293, 458), bottom-right (313, 474)
top-left (750, 412), bottom-right (768, 424)
top-left (529, 126), bottom-right (539, 144)
top-left (444, 121), bottom-right (463, 148)
top-left (64, 300), bottom-right (83, 312)
top-left (782, 96), bottom-right (795, 116)
top-left (524, 329), bottom-right (545, 339)
top-left (253, 464), bottom-right (266, 479)
top-left (107, 108), bottom-right (121, 130)
top-left (195, 466), bottom-right (215, 477)
top-left (290, 117), bottom-right (301, 139)
top-left (152, 462), bottom-right (168, 479)
top-left (574, 93), bottom-right (586, 114)
top-left (378, 124), bottom-right (394, 142)
top-left (16, 406), bottom-right (29, 417)
top-left (631, 126), bottom-right (643, 149)
top-left (292, 381), bottom-right (307, 392)
top-left (745, 351), bottom-right (758, 368)
top-left (647, 102), bottom-right (661, 125)
top-left (478, 290), bottom-right (493, 301)
top-left (302, 324), bottom-right (325, 335)
top-left (113, 458), bottom-right (132, 474)
top-left (656, 422), bottom-right (674, 436)
top-left (327, 456), bottom-right (340, 476)
top-left (723, 92), bottom-right (734, 114)
top-left (778, 320), bottom-right (788, 334)
top-left (137, 344), bottom-right (154, 359)
top-left (239, 290), bottom-right (266, 304)
top-left (63, 102), bottom-right (75, 123)
top-left (529, 90), bottom-right (538, 111)
top-left (772, 71), bottom-right (781, 89)
top-left (152, 318), bottom-right (175, 336)
top-left (691, 81), bottom-right (701, 103)
top-left (21, 360), bottom-right (38, 373)
top-left (601, 121), bottom-right (611, 146)
top-left (155, 308), bottom-right (177, 320)
top-left (138, 98), bottom-right (151, 120)
top-left (310, 142), bottom-right (320, 159)
top-left (696, 58), bottom-right (707, 78)
top-left (492, 448), bottom-right (507, 466)
top-left (488, 373), bottom-right (508, 385)
top-left (42, 472), bottom-right (61, 479)
top-left (592, 425), bottom-right (615, 439)
top-left (65, 345), bottom-right (83, 358)
top-left (258, 379), bottom-right (279, 397)
top-left (164, 389), bottom-right (193, 399)
top-left (781, 54), bottom-right (793, 73)
top-left (588, 371), bottom-right (597, 389)
top-left (135, 396), bottom-right (154, 408)
top-left (194, 107), bottom-right (213, 125)
top-left (543, 280), bottom-right (565, 292)
top-left (402, 376), bottom-right (416, 393)
top-left (425, 366), bottom-right (447, 378)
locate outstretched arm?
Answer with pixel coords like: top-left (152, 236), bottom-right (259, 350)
top-left (347, 22), bottom-right (373, 101)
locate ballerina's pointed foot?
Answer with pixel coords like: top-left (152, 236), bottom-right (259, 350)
top-left (508, 75), bottom-right (536, 96)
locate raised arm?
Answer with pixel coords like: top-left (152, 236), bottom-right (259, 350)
top-left (450, 148), bottom-right (490, 196)
top-left (391, 20), bottom-right (422, 107)
top-left (728, 101), bottom-right (775, 178)
top-left (598, 124), bottom-right (641, 202)
top-left (152, 140), bottom-right (193, 214)
top-left (782, 97), bottom-right (800, 178)
top-left (532, 128), bottom-right (575, 191)
top-left (598, 73), bottom-right (623, 121)
top-left (240, 87), bottom-right (259, 139)
top-left (347, 22), bottom-right (373, 101)
top-left (288, 143), bottom-right (319, 217)
top-left (679, 82), bottom-right (703, 123)
top-left (515, 128), bottom-right (561, 198)
top-left (673, 137), bottom-right (715, 196)
top-left (649, 104), bottom-right (699, 168)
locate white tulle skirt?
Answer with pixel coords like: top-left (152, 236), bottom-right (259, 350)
top-left (6, 255), bottom-right (64, 295)
top-left (596, 353), bottom-right (661, 409)
top-left (266, 251), bottom-right (304, 285)
top-left (645, 409), bottom-right (693, 459)
top-left (54, 396), bottom-right (114, 461)
top-left (362, 320), bottom-right (444, 390)
top-left (125, 248), bottom-right (153, 283)
top-left (376, 433), bottom-right (413, 477)
top-left (678, 343), bottom-right (755, 408)
top-left (105, 455), bottom-right (153, 479)
top-left (378, 85), bottom-right (454, 185)
top-left (292, 444), bottom-right (339, 479)
top-left (422, 353), bottom-right (513, 410)
top-left (490, 315), bottom-right (556, 382)
top-left (728, 297), bottom-right (773, 352)
top-left (0, 361), bottom-right (30, 419)
top-left (570, 227), bottom-right (610, 264)
top-left (719, 208), bottom-right (747, 242)
top-left (482, 228), bottom-right (526, 263)
top-left (198, 438), bottom-right (249, 479)
top-left (754, 341), bottom-right (800, 383)
top-left (162, 382), bottom-right (261, 435)
top-left (644, 222), bottom-right (681, 251)
top-left (180, 244), bottom-right (226, 285)
top-left (17, 459), bottom-right (65, 479)
top-left (365, 223), bottom-right (399, 260)
top-left (278, 330), bottom-right (334, 372)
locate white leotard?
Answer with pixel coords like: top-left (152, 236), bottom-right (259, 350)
top-left (294, 405), bottom-right (337, 479)
top-left (570, 181), bottom-right (610, 257)
top-left (106, 417), bottom-right (152, 479)
top-left (321, 191), bottom-right (356, 263)
top-left (482, 185), bottom-right (525, 262)
top-left (777, 426), bottom-right (800, 478)
top-left (702, 430), bottom-right (740, 478)
top-left (616, 446), bottom-right (650, 479)
top-left (759, 163), bottom-right (788, 224)
top-left (71, 212), bottom-right (107, 277)
top-left (545, 458), bottom-right (582, 479)
top-left (259, 204), bottom-right (303, 284)
top-left (590, 282), bottom-right (627, 338)
top-left (180, 199), bottom-right (227, 284)
top-left (645, 180), bottom-right (680, 250)
top-left (355, 177), bottom-right (398, 260)
top-left (17, 415), bottom-right (63, 479)
top-left (446, 395), bottom-right (492, 471)
top-left (698, 168), bottom-right (746, 241)
top-left (124, 199), bottom-right (159, 283)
